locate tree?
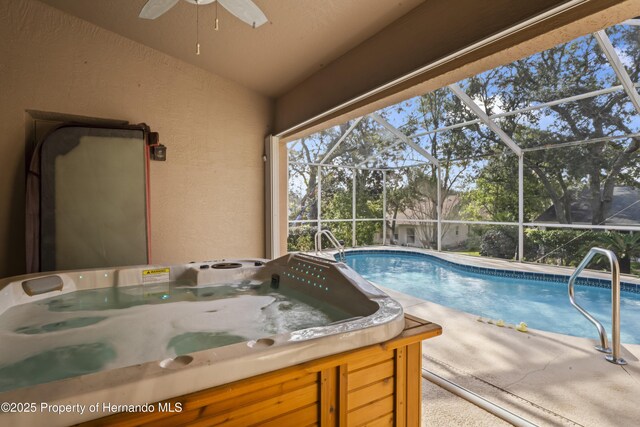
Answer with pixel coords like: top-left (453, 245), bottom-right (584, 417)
top-left (288, 116), bottom-right (403, 250)
top-left (383, 88), bottom-right (503, 247)
top-left (288, 25), bottom-right (640, 255)
top-left (463, 30), bottom-right (640, 224)
top-left (288, 123), bottom-right (351, 222)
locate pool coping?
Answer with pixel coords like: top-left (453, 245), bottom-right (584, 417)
top-left (323, 246), bottom-right (640, 294)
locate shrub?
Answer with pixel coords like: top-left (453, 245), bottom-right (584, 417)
top-left (287, 225), bottom-right (317, 252)
top-left (524, 229), bottom-right (600, 266)
top-left (480, 228), bottom-right (517, 259)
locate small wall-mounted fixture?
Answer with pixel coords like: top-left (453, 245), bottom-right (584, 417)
top-left (148, 132), bottom-right (167, 161)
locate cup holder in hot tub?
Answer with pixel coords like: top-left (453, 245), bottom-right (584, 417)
top-left (159, 355), bottom-right (194, 370)
top-left (247, 338), bottom-right (275, 348)
top-left (211, 262), bottom-right (243, 269)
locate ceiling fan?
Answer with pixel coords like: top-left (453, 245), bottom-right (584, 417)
top-left (139, 0), bottom-right (268, 28)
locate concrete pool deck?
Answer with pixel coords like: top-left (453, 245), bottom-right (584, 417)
top-left (388, 287), bottom-right (640, 426)
top-left (352, 248), bottom-right (640, 426)
top-left (318, 247), bottom-right (640, 425)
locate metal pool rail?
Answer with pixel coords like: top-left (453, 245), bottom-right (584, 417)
top-left (568, 247), bottom-right (626, 365)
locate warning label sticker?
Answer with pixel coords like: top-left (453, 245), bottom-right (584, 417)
top-left (142, 267), bottom-right (170, 284)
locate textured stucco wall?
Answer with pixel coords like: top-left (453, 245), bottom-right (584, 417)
top-left (0, 0), bottom-right (273, 278)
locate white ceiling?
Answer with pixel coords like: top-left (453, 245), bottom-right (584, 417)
top-left (38, 0), bottom-right (425, 97)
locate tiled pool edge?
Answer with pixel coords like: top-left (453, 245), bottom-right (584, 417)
top-left (341, 249), bottom-right (640, 294)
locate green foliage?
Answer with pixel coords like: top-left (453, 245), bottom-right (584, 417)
top-left (597, 232), bottom-right (640, 259)
top-left (322, 191), bottom-right (351, 220)
top-left (480, 228), bottom-right (517, 259)
top-left (461, 155), bottom-right (550, 222)
top-left (355, 221), bottom-right (382, 246)
top-left (596, 232), bottom-right (640, 274)
top-left (516, 229), bottom-right (640, 274)
top-left (322, 222), bottom-right (352, 248)
top-left (524, 229), bottom-right (600, 266)
top-left (287, 225), bottom-right (316, 252)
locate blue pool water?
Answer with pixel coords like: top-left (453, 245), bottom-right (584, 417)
top-left (344, 252), bottom-right (640, 344)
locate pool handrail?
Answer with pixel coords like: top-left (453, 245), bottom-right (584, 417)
top-left (314, 229), bottom-right (345, 262)
top-left (568, 247), bottom-right (626, 365)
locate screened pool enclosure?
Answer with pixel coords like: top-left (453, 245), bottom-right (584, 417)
top-left (287, 22), bottom-right (640, 274)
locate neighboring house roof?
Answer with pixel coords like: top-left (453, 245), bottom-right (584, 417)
top-left (535, 186), bottom-right (640, 225)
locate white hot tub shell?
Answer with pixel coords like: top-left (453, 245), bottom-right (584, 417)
top-left (0, 253), bottom-right (404, 426)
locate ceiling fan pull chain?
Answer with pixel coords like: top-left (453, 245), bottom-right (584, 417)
top-left (195, 0), bottom-right (200, 55)
top-left (214, 1), bottom-right (219, 31)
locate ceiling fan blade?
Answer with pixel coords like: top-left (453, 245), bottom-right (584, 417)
top-left (217, 0), bottom-right (268, 28)
top-left (139, 0), bottom-right (181, 19)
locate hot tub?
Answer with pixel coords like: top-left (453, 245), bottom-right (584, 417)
top-left (0, 253), bottom-right (404, 426)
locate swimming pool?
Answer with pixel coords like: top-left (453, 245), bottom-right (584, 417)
top-left (344, 250), bottom-right (640, 344)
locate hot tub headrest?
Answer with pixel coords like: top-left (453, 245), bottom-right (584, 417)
top-left (22, 275), bottom-right (63, 296)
